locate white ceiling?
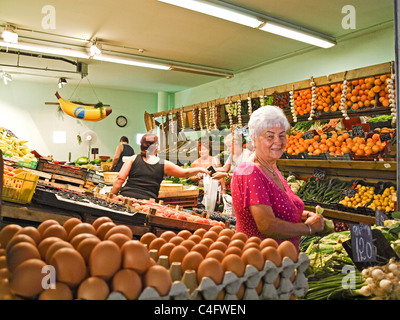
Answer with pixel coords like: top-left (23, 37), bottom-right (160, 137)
top-left (0, 0), bottom-right (395, 93)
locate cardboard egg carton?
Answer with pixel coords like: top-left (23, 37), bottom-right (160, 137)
top-left (108, 251), bottom-right (310, 300)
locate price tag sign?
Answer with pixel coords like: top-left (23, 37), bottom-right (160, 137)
top-left (303, 130), bottom-right (315, 140)
top-left (314, 110), bottom-right (322, 118)
top-left (342, 187), bottom-right (357, 197)
top-left (352, 125), bottom-right (365, 137)
top-left (350, 224), bottom-right (376, 263)
top-left (380, 133), bottom-right (392, 143)
top-left (375, 208), bottom-right (389, 227)
top-left (313, 168), bottom-right (326, 180)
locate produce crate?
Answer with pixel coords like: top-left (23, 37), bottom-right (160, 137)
top-left (86, 169), bottom-right (104, 185)
top-left (368, 120), bottom-right (392, 130)
top-left (2, 170), bottom-right (39, 204)
top-left (287, 152), bottom-right (306, 159)
top-left (325, 152), bottom-right (352, 161)
top-left (36, 158), bottom-right (88, 180)
top-left (304, 152), bottom-right (328, 160)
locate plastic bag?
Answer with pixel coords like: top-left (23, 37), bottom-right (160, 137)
top-left (202, 173), bottom-right (219, 213)
top-left (222, 193), bottom-right (233, 216)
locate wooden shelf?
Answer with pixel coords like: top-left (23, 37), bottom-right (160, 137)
top-left (304, 205), bottom-right (376, 225)
top-left (278, 159), bottom-right (396, 182)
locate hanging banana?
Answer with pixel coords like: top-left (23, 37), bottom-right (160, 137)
top-left (55, 92), bottom-right (112, 121)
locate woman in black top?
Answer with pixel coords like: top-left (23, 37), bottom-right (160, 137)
top-left (111, 136), bottom-right (135, 172)
top-left (111, 133), bottom-right (209, 200)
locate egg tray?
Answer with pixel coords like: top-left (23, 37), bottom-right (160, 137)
top-left (106, 253), bottom-right (310, 301)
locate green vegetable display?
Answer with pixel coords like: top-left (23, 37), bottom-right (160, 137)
top-left (367, 115), bottom-right (392, 123)
top-left (75, 156), bottom-right (89, 165)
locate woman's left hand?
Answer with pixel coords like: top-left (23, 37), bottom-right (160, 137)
top-left (212, 172), bottom-right (228, 180)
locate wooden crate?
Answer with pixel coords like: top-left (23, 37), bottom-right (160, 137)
top-left (159, 195), bottom-right (198, 207)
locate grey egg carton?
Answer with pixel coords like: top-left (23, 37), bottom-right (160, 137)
top-left (108, 252), bottom-right (310, 300)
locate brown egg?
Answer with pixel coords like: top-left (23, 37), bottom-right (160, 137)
top-left (169, 245), bottom-right (188, 264)
top-left (77, 237), bottom-right (101, 264)
top-left (0, 278), bottom-right (12, 298)
top-left (209, 241), bottom-right (227, 253)
top-left (68, 223), bottom-right (96, 241)
top-left (205, 249), bottom-right (225, 262)
top-left (7, 242), bottom-right (41, 273)
top-left (241, 248), bottom-right (264, 271)
top-left (224, 246), bottom-right (242, 257)
top-left (45, 241), bottom-right (74, 263)
top-left (193, 228), bottom-right (207, 238)
top-left (243, 242), bottom-right (260, 251)
top-left (140, 232), bottom-right (157, 247)
top-left (209, 225), bottom-right (224, 234)
top-left (107, 233), bottom-right (130, 248)
top-left (188, 234), bottom-right (202, 244)
top-left (277, 240), bottom-right (298, 262)
top-left (121, 240), bottom-right (150, 274)
top-left (112, 268), bottom-right (142, 300)
top-left (9, 258), bottom-right (46, 298)
top-left (228, 239), bottom-right (245, 250)
top-left (177, 229), bottom-right (192, 240)
top-left (261, 246), bottom-right (282, 267)
top-left (15, 226), bottom-right (41, 245)
top-left (181, 251), bottom-right (204, 272)
top-left (158, 242), bottom-right (176, 257)
top-left (0, 267), bottom-right (11, 280)
top-left (246, 236), bottom-right (262, 245)
top-left (92, 216), bottom-right (113, 230)
top-left (181, 239), bottom-right (196, 251)
top-left (6, 234), bottom-right (36, 255)
top-left (42, 224), bottom-right (68, 241)
top-left (70, 233), bottom-right (99, 249)
top-left (221, 254), bottom-right (245, 277)
top-left (149, 237), bottom-right (167, 251)
top-left (89, 240), bottom-right (121, 280)
top-left (231, 232), bottom-right (248, 243)
top-left (96, 222), bottom-right (116, 240)
top-left (37, 219), bottom-right (60, 236)
top-left (216, 235), bottom-right (231, 246)
top-left (144, 265), bottom-right (172, 296)
top-left (260, 238), bottom-right (279, 250)
top-left (169, 236), bottom-right (185, 245)
top-left (50, 247), bottom-right (86, 287)
top-left (77, 276), bottom-right (110, 300)
top-left (0, 224), bottom-right (22, 249)
top-left (236, 283), bottom-right (245, 299)
top-left (38, 282), bottom-right (73, 300)
top-left (0, 256), bottom-right (6, 269)
top-left (104, 225), bottom-right (133, 240)
top-left (62, 218), bottom-right (82, 235)
top-left (37, 237), bottom-right (62, 260)
top-left (218, 228), bottom-right (235, 238)
top-left (197, 257), bottom-right (224, 285)
top-left (202, 230), bottom-right (219, 241)
top-left (0, 248), bottom-right (5, 256)
top-left (159, 230), bottom-right (176, 242)
top-left (191, 243), bottom-right (209, 258)
top-left (199, 238), bottom-right (214, 248)
top-left (256, 279), bottom-right (263, 295)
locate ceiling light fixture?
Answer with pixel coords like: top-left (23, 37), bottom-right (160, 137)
top-left (157, 0), bottom-right (336, 48)
top-left (2, 72), bottom-right (12, 85)
top-left (92, 54), bottom-right (171, 70)
top-left (58, 77), bottom-right (67, 88)
top-left (89, 39), bottom-right (102, 56)
top-left (2, 25), bottom-right (18, 44)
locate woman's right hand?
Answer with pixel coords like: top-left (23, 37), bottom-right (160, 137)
top-left (305, 214), bottom-right (325, 234)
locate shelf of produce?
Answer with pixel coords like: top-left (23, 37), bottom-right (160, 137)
top-left (304, 205), bottom-right (376, 225)
top-left (277, 159), bottom-right (396, 182)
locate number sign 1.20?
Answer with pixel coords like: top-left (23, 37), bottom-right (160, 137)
top-left (350, 224), bottom-right (376, 263)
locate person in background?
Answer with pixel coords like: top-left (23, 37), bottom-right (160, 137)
top-left (111, 136), bottom-right (135, 172)
top-left (111, 133), bottom-right (209, 201)
top-left (230, 106), bottom-right (324, 251)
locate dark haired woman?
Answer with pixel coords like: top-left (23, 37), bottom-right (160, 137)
top-left (111, 136), bottom-right (135, 172)
top-left (111, 133), bottom-right (209, 200)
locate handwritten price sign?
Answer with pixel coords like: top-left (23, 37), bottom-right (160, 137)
top-left (350, 224), bottom-right (376, 263)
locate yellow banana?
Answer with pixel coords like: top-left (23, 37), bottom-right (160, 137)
top-left (55, 92), bottom-right (112, 122)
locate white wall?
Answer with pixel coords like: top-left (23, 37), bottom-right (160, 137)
top-left (0, 81), bottom-right (158, 161)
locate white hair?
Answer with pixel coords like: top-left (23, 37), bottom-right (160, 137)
top-left (248, 105), bottom-right (290, 139)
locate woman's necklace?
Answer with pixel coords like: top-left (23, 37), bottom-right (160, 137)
top-left (255, 154), bottom-right (276, 177)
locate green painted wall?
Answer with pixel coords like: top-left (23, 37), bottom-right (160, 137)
top-left (0, 81), bottom-right (158, 161)
top-left (174, 25), bottom-right (395, 108)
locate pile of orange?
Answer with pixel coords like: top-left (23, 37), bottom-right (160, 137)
top-left (286, 131), bottom-right (388, 157)
top-left (293, 89), bottom-right (312, 116)
top-left (330, 83), bottom-right (345, 112)
top-left (315, 86), bottom-right (331, 113)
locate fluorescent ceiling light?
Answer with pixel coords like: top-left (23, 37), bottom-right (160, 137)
top-left (2, 29), bottom-right (18, 44)
top-left (158, 0), bottom-right (262, 28)
top-left (158, 0), bottom-right (335, 48)
top-left (93, 54), bottom-right (170, 70)
top-left (259, 22), bottom-right (335, 48)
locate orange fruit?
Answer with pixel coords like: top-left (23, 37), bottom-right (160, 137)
top-left (356, 149), bottom-right (365, 156)
top-left (371, 145), bottom-right (380, 154)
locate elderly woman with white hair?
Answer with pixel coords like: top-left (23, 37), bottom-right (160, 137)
top-left (230, 106), bottom-right (324, 251)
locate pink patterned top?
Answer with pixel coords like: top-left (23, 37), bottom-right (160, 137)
top-left (231, 161), bottom-right (304, 251)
